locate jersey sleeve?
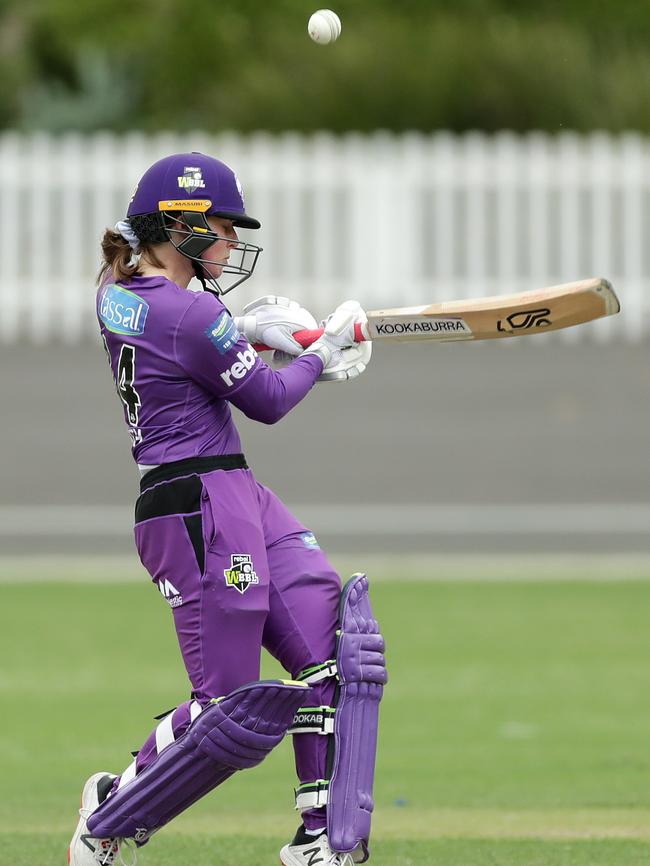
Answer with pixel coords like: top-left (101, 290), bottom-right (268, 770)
top-left (173, 291), bottom-right (324, 424)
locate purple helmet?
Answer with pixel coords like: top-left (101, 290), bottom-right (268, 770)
top-left (126, 152), bottom-right (262, 295)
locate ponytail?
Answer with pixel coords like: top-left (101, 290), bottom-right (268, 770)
top-left (98, 228), bottom-right (142, 284)
top-left (98, 217), bottom-right (168, 285)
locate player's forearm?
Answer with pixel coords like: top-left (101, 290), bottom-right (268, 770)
top-left (229, 353), bottom-right (323, 424)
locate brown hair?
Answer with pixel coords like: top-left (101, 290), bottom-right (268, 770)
top-left (97, 229), bottom-right (166, 284)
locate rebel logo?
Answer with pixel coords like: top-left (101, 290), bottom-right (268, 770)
top-left (224, 554), bottom-right (259, 594)
top-left (497, 308), bottom-right (552, 333)
top-left (219, 347), bottom-right (258, 387)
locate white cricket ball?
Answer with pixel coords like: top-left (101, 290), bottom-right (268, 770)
top-left (308, 9), bottom-right (342, 45)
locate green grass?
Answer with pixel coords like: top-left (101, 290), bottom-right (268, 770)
top-left (2, 577), bottom-right (650, 865)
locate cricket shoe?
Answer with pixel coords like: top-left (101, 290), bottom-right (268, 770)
top-left (280, 825), bottom-right (361, 866)
top-left (68, 772), bottom-right (136, 865)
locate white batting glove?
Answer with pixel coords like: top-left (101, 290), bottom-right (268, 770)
top-left (301, 300), bottom-right (372, 382)
top-left (301, 300), bottom-right (363, 367)
top-left (272, 341), bottom-right (372, 381)
top-left (234, 296), bottom-right (318, 356)
top-left (317, 341), bottom-right (372, 382)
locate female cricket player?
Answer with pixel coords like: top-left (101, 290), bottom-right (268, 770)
top-left (68, 152), bottom-right (387, 866)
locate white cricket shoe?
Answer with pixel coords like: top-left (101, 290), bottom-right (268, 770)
top-left (68, 772), bottom-right (136, 865)
top-left (280, 826), bottom-right (359, 866)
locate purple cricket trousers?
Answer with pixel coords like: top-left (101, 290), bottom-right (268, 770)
top-left (123, 455), bottom-right (340, 830)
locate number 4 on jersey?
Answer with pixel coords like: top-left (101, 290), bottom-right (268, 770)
top-left (117, 344), bottom-right (141, 426)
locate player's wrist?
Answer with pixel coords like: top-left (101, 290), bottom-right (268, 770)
top-left (302, 340), bottom-right (333, 368)
top-left (233, 315), bottom-right (257, 343)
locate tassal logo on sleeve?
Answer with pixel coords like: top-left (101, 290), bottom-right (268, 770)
top-left (205, 312), bottom-right (241, 355)
top-left (99, 284), bottom-right (149, 336)
top-left (301, 531), bottom-right (320, 550)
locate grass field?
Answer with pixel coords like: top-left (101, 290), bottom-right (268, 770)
top-left (2, 572), bottom-right (650, 865)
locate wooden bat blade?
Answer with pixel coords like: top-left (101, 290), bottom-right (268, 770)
top-left (252, 279), bottom-right (619, 351)
top-left (365, 278), bottom-right (619, 342)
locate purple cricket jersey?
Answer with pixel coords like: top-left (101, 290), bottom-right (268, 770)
top-left (96, 274), bottom-right (324, 464)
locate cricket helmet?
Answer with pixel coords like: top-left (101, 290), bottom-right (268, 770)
top-left (126, 152), bottom-right (262, 295)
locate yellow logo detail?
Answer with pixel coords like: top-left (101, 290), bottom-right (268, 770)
top-left (158, 199), bottom-right (212, 212)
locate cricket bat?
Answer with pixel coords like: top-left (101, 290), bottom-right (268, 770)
top-left (253, 279), bottom-right (619, 350)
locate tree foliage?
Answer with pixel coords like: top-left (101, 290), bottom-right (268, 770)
top-left (2, 0), bottom-right (650, 132)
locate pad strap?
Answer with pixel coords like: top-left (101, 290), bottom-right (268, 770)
top-left (296, 660), bottom-right (338, 684)
top-left (288, 706), bottom-right (336, 735)
top-left (295, 779), bottom-right (329, 810)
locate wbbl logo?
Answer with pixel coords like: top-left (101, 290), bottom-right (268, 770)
top-left (497, 307), bottom-right (552, 333)
top-left (224, 554), bottom-right (259, 594)
top-left (177, 166), bottom-right (206, 194)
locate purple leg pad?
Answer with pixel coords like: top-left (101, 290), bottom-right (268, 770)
top-left (328, 574), bottom-right (387, 860)
top-left (88, 679), bottom-right (309, 842)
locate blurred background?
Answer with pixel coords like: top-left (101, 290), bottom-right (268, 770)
top-left (4, 6), bottom-right (650, 866)
top-left (1, 0), bottom-right (649, 568)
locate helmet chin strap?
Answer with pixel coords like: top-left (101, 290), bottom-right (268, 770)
top-left (191, 261), bottom-right (224, 297)
top-left (191, 260), bottom-right (208, 290)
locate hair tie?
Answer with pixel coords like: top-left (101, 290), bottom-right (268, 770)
top-left (115, 219), bottom-right (141, 252)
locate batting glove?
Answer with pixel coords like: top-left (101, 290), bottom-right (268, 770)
top-left (234, 296), bottom-right (319, 356)
top-left (302, 300), bottom-right (373, 382)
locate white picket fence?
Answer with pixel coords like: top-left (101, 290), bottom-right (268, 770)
top-left (0, 130), bottom-right (648, 343)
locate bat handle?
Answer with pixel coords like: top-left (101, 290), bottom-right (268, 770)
top-left (253, 321), bottom-right (367, 352)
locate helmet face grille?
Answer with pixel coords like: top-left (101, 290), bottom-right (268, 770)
top-left (130, 213), bottom-right (168, 245)
top-left (167, 212), bottom-right (262, 296)
top-left (126, 207), bottom-right (262, 296)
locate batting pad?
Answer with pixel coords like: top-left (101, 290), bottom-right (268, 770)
top-left (293, 574), bottom-right (387, 861)
top-left (87, 679), bottom-right (309, 843)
